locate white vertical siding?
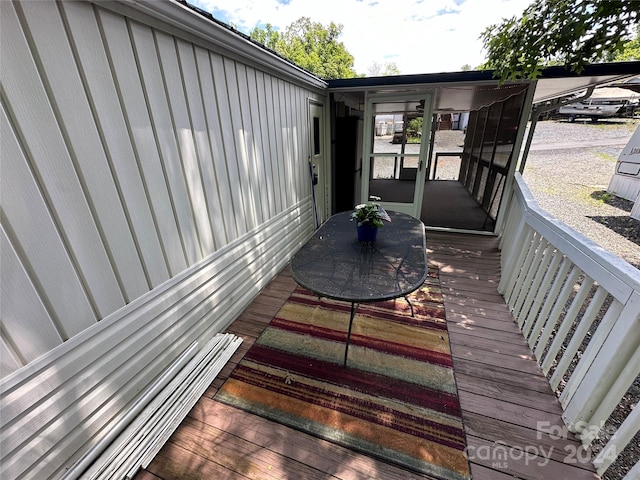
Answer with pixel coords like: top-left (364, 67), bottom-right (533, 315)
top-left (211, 52), bottom-right (248, 237)
top-left (20, 1), bottom-right (151, 303)
top-left (255, 71), bottom-right (278, 218)
top-left (162, 36), bottom-right (216, 257)
top-left (194, 47), bottom-right (236, 244)
top-left (1, 0), bottom-right (325, 373)
top-left (1, 104), bottom-right (96, 339)
top-left (0, 226), bottom-right (63, 359)
top-left (1, 0), bottom-right (325, 477)
top-left (225, 58), bottom-right (259, 231)
top-left (3, 2), bottom-right (125, 320)
top-left (182, 43), bottom-right (227, 249)
top-left (97, 9), bottom-right (188, 277)
top-left (246, 67), bottom-right (270, 223)
top-left (63, 2), bottom-right (171, 288)
top-left (132, 21), bottom-right (204, 265)
top-left (0, 338), bottom-right (21, 378)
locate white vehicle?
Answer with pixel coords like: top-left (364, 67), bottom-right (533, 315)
top-left (608, 125), bottom-right (640, 219)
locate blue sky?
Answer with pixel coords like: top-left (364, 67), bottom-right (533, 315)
top-left (189, 0), bottom-right (534, 75)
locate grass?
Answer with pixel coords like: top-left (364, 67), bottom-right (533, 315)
top-left (563, 185), bottom-right (634, 208)
top-left (540, 184), bottom-right (617, 208)
top-left (595, 152), bottom-right (618, 163)
top-left (589, 119), bottom-right (638, 131)
top-left (569, 185), bottom-right (603, 207)
top-left (591, 190), bottom-right (616, 204)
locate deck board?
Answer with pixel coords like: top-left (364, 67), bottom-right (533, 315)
top-left (135, 232), bottom-right (598, 480)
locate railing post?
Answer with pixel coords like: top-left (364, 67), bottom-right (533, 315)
top-left (497, 212), bottom-right (528, 297)
top-left (561, 291), bottom-right (640, 438)
top-left (559, 298), bottom-right (624, 408)
top-left (592, 350), bottom-right (640, 475)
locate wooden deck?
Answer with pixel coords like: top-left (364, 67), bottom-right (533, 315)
top-left (134, 232), bottom-right (599, 480)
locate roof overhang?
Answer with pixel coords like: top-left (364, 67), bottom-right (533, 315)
top-left (328, 62), bottom-right (640, 112)
top-left (531, 63), bottom-right (640, 103)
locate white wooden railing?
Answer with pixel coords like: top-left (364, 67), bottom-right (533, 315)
top-left (498, 174), bottom-right (640, 480)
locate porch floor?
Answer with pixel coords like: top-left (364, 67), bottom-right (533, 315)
top-left (134, 232), bottom-right (598, 480)
top-left (422, 180), bottom-right (495, 232)
top-left (368, 179), bottom-right (496, 232)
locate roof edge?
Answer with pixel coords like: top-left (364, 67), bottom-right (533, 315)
top-left (328, 61), bottom-right (640, 89)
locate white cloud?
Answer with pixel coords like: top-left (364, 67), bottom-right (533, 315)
top-left (190, 0), bottom-right (533, 74)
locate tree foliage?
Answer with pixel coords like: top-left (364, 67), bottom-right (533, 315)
top-left (613, 25), bottom-right (640, 61)
top-left (407, 117), bottom-right (423, 139)
top-left (250, 23), bottom-right (281, 51)
top-left (481, 0), bottom-right (639, 81)
top-left (367, 61), bottom-right (401, 76)
top-left (250, 17), bottom-right (357, 79)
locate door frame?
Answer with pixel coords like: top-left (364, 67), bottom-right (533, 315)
top-left (361, 92), bottom-right (434, 218)
top-left (308, 99), bottom-right (328, 225)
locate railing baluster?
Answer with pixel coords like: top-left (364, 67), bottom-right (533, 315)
top-left (520, 239), bottom-right (553, 337)
top-left (524, 249), bottom-right (562, 343)
top-left (500, 174), bottom-right (640, 479)
top-left (562, 293), bottom-right (640, 434)
top-left (535, 265), bottom-right (581, 368)
top-left (588, 344), bottom-right (640, 453)
top-left (542, 276), bottom-right (594, 376)
top-left (593, 377), bottom-right (640, 476)
top-left (509, 230), bottom-right (539, 318)
top-left (529, 256), bottom-right (571, 351)
top-left (513, 234), bottom-right (545, 323)
top-left (560, 299), bottom-right (623, 408)
top-left (498, 194), bottom-right (525, 295)
top-left (550, 285), bottom-right (608, 391)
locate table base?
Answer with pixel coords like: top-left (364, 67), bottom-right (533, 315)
top-left (342, 296), bottom-right (415, 367)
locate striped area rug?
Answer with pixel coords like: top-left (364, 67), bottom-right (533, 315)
top-left (215, 268), bottom-right (471, 480)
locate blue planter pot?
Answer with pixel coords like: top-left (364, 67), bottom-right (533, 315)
top-left (357, 224), bottom-right (378, 242)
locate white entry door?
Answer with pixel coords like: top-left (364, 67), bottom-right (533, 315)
top-left (361, 93), bottom-right (433, 218)
top-left (309, 101), bottom-right (327, 225)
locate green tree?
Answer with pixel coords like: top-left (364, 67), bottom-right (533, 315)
top-left (250, 23), bottom-right (282, 52)
top-left (407, 117), bottom-right (423, 138)
top-left (480, 0), bottom-right (639, 81)
top-left (613, 25), bottom-right (640, 61)
top-left (250, 17), bottom-right (357, 79)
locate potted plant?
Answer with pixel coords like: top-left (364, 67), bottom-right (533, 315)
top-left (350, 196), bottom-right (391, 242)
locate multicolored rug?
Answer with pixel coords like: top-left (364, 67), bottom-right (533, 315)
top-left (215, 268), bottom-right (471, 480)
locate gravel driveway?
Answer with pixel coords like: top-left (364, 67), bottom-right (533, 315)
top-left (522, 118), bottom-right (639, 269)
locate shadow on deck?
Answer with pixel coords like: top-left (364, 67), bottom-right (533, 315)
top-left (135, 232), bottom-right (598, 480)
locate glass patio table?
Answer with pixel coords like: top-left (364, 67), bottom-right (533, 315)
top-left (290, 210), bottom-right (428, 366)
